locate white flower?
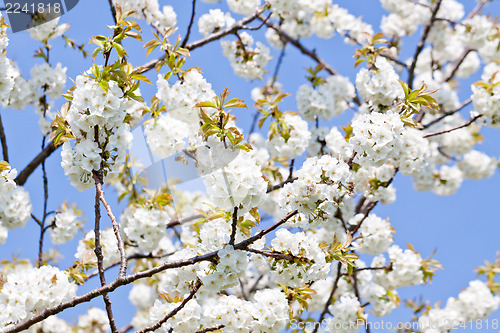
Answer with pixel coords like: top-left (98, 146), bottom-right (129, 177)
top-left (267, 113), bottom-right (310, 159)
top-left (356, 214), bottom-right (393, 255)
top-left (355, 57), bottom-right (404, 106)
top-left (350, 111), bottom-right (405, 167)
top-left (204, 151), bottom-right (267, 213)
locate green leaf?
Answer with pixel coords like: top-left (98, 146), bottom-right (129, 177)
top-left (131, 73), bottom-right (152, 85)
top-left (223, 98), bottom-right (248, 109)
top-left (113, 42), bottom-right (127, 59)
top-left (195, 101), bottom-right (218, 109)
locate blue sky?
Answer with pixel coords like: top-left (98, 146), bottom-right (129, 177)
top-left (1, 0), bottom-right (500, 330)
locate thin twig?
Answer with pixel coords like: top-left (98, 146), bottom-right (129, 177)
top-left (408, 0), bottom-right (443, 89)
top-left (350, 270), bottom-right (371, 333)
top-left (166, 214), bottom-right (204, 229)
top-left (245, 248), bottom-right (296, 262)
top-left (423, 114), bottom-right (482, 138)
top-left (181, 0), bottom-right (197, 48)
top-left (196, 325), bottom-right (225, 333)
top-left (262, 19), bottom-right (338, 76)
top-left (0, 112), bottom-right (8, 163)
top-left (443, 48), bottom-right (473, 82)
top-left (312, 262), bottom-right (342, 333)
top-left (466, 0), bottom-right (490, 19)
top-left (135, 280), bottom-right (202, 333)
top-left (119, 324), bottom-right (133, 333)
top-left (85, 252), bottom-right (175, 280)
top-left (422, 98), bottom-right (472, 129)
top-left (94, 168), bottom-right (119, 333)
top-left (229, 206), bottom-right (238, 246)
top-left (108, 0), bottom-right (118, 25)
top-left (266, 177), bottom-right (298, 193)
top-left (93, 172), bottom-right (127, 278)
top-left (37, 137), bottom-right (49, 268)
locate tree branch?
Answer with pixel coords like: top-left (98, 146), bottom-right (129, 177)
top-left (93, 171), bottom-right (127, 278)
top-left (180, 0), bottom-right (197, 48)
top-left (136, 280), bottom-right (202, 333)
top-left (196, 325), bottom-right (225, 333)
top-left (408, 0), bottom-right (443, 89)
top-left (166, 213), bottom-right (204, 229)
top-left (423, 114), bottom-right (482, 138)
top-left (312, 262), bottom-right (342, 333)
top-left (422, 98), bottom-right (472, 129)
top-left (443, 48), bottom-right (474, 82)
top-left (14, 141), bottom-right (58, 186)
top-left (94, 169), bottom-right (119, 333)
top-left (0, 112), bottom-right (8, 163)
top-left (108, 0), bottom-right (118, 25)
top-left (229, 206), bottom-right (238, 246)
top-left (262, 19), bottom-right (338, 76)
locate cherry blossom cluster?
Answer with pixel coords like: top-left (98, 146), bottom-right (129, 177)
top-left (267, 112), bottom-right (310, 159)
top-left (115, 0), bottom-right (177, 32)
top-left (266, 0), bottom-right (372, 41)
top-left (48, 202), bottom-right (83, 244)
top-left (0, 165), bottom-right (32, 244)
top-left (61, 72), bottom-right (135, 190)
top-left (198, 9), bottom-right (235, 37)
top-left (120, 205), bottom-right (173, 253)
top-left (221, 32), bottom-right (271, 80)
top-left (350, 110), bottom-right (405, 167)
top-left (204, 151), bottom-right (267, 213)
top-left (0, 265), bottom-right (77, 329)
top-left (279, 155), bottom-right (351, 228)
top-left (296, 74), bottom-right (355, 121)
top-left (75, 228), bottom-right (120, 268)
top-left (419, 280), bottom-right (500, 332)
top-left (269, 229), bottom-right (329, 287)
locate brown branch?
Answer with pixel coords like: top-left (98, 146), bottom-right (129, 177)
top-left (423, 114), bottom-right (482, 138)
top-left (108, 0), bottom-right (118, 25)
top-left (5, 210), bottom-right (298, 333)
top-left (119, 324), bottom-right (133, 333)
top-left (93, 169), bottom-right (119, 333)
top-left (354, 264), bottom-right (392, 272)
top-left (380, 53), bottom-right (409, 69)
top-left (466, 0), bottom-right (489, 19)
top-left (93, 171), bottom-right (127, 278)
top-left (408, 0), bottom-right (443, 89)
top-left (135, 4), bottom-right (268, 74)
top-left (0, 112), bottom-right (8, 163)
top-left (245, 248), bottom-right (296, 262)
top-left (86, 252), bottom-right (175, 280)
top-left (14, 141), bottom-right (58, 186)
top-left (36, 137), bottom-right (49, 268)
top-left (422, 98), bottom-right (472, 129)
top-left (166, 213), bottom-right (204, 229)
top-left (196, 325), bottom-right (225, 333)
top-left (229, 206), bottom-right (238, 246)
top-left (262, 20), bottom-right (338, 76)
top-left (350, 269), bottom-right (371, 333)
top-left (444, 48), bottom-right (474, 82)
top-left (262, 19), bottom-right (362, 106)
top-left (180, 0), bottom-right (197, 48)
top-left (312, 262), bottom-right (342, 333)
top-left (135, 280), bottom-right (202, 333)
top-left (350, 171), bottom-right (398, 235)
top-left (266, 177), bottom-right (297, 193)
